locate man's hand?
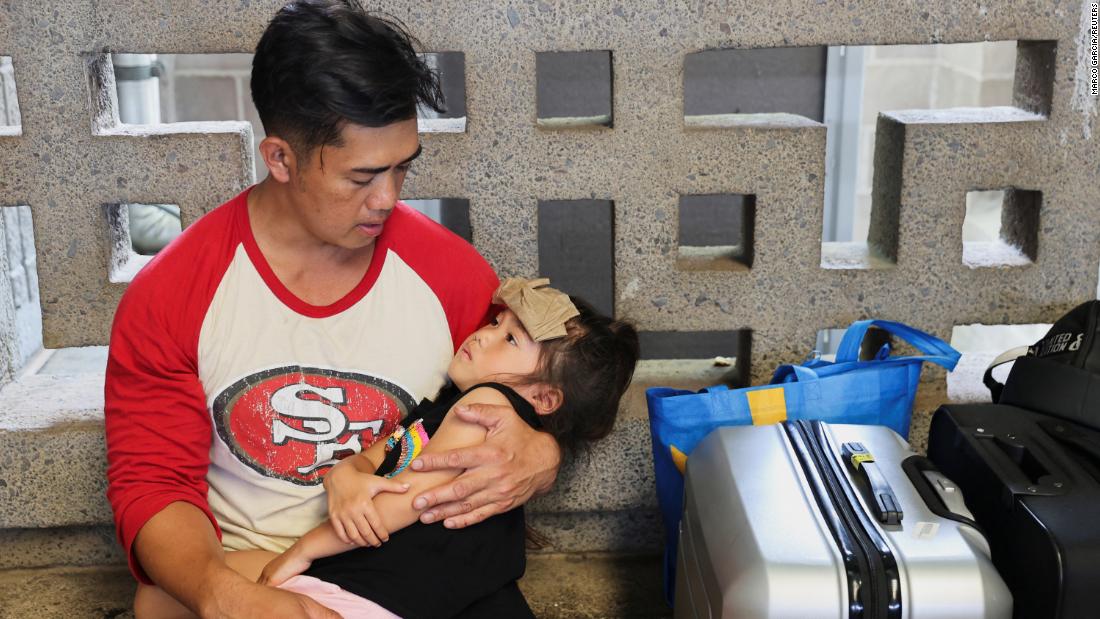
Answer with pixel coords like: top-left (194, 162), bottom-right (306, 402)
top-left (409, 402), bottom-right (561, 528)
top-left (206, 577), bottom-right (344, 619)
top-left (323, 460), bottom-right (410, 547)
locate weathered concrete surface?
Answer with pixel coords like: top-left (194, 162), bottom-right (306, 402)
top-left (521, 553), bottom-right (669, 619)
top-left (0, 526), bottom-right (122, 571)
top-left (0, 1), bottom-right (1096, 382)
top-left (0, 373), bottom-right (110, 529)
top-left (0, 566), bottom-right (136, 619)
top-left (527, 509), bottom-right (664, 555)
top-left (0, 553), bottom-right (668, 619)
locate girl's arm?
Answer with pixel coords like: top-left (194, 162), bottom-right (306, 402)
top-left (321, 425), bottom-right (396, 546)
top-left (367, 386), bottom-right (511, 532)
top-left (258, 519), bottom-right (357, 586)
top-left (259, 386), bottom-right (508, 586)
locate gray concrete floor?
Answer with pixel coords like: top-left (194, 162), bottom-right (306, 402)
top-left (0, 553), bottom-right (669, 618)
top-left (522, 553), bottom-right (670, 618)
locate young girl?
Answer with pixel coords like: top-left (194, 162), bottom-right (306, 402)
top-left (257, 277), bottom-right (640, 618)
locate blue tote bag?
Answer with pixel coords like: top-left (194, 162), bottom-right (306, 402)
top-left (646, 319), bottom-right (960, 602)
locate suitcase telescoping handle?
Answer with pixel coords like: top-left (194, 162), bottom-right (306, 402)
top-left (969, 426), bottom-right (1068, 499)
top-left (1038, 418), bottom-right (1100, 481)
top-left (841, 442), bottom-right (903, 525)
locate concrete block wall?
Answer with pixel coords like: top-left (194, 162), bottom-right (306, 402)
top-left (0, 56), bottom-right (39, 384)
top-left (157, 53), bottom-right (266, 181)
top-left (1, 205), bottom-right (42, 374)
top-left (1, 1), bottom-right (1094, 365)
top-left (851, 41), bottom-right (1018, 243)
top-left (1, 0), bottom-right (1098, 587)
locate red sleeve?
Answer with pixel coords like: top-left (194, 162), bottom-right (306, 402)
top-left (443, 255), bottom-right (499, 352)
top-left (103, 196), bottom-right (242, 584)
top-left (105, 279), bottom-right (221, 583)
top-left (388, 203), bottom-right (500, 352)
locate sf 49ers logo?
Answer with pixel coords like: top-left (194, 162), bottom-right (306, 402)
top-left (212, 366), bottom-right (417, 486)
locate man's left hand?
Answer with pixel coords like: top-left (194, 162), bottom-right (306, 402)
top-left (409, 402), bottom-right (562, 528)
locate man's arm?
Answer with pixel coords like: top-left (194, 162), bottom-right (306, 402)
top-left (134, 502), bottom-right (343, 619)
top-left (104, 281), bottom-right (224, 587)
top-left (134, 502), bottom-right (257, 616)
top-left (105, 274), bottom-right (343, 618)
top-left (409, 402), bottom-right (562, 528)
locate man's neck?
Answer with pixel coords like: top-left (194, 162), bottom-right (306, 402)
top-left (247, 179), bottom-right (369, 267)
top-left (246, 179), bottom-right (376, 305)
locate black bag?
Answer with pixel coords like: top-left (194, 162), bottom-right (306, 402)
top-left (983, 300), bottom-right (1100, 429)
top-left (927, 403), bottom-right (1100, 619)
top-left (929, 300), bottom-right (1100, 618)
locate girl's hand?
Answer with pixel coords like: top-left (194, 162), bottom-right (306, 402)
top-left (324, 464), bottom-right (410, 547)
top-left (258, 547), bottom-right (314, 588)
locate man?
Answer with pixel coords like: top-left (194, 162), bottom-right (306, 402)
top-left (104, 2), bottom-right (561, 616)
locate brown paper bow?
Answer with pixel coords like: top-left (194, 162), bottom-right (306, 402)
top-left (493, 277), bottom-right (580, 342)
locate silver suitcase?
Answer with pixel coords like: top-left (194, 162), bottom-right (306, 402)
top-left (675, 420), bottom-right (1011, 619)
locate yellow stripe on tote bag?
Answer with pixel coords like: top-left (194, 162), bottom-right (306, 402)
top-left (669, 444), bottom-right (688, 474)
top-left (668, 387), bottom-right (788, 474)
top-left (746, 386), bottom-right (788, 425)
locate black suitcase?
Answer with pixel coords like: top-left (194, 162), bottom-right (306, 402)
top-left (927, 402), bottom-right (1100, 619)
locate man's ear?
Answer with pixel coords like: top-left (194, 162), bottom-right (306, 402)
top-left (530, 385), bottom-right (564, 415)
top-left (258, 136), bottom-right (297, 183)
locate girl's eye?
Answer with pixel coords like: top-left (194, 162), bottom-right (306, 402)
top-left (489, 316), bottom-right (500, 326)
top-left (507, 333), bottom-right (517, 346)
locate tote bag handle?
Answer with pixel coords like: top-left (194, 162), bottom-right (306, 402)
top-left (835, 319), bottom-right (960, 370)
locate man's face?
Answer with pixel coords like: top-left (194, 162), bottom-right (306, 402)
top-left (288, 118), bottom-right (421, 250)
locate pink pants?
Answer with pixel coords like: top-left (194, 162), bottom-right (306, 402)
top-left (278, 575), bottom-right (402, 618)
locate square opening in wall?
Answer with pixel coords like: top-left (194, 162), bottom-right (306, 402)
top-left (962, 188), bottom-right (1041, 268)
top-left (106, 203), bottom-right (182, 283)
top-left (417, 52), bottom-right (467, 133)
top-left (1, 205), bottom-right (42, 369)
top-left (0, 56), bottom-right (21, 134)
top-left (404, 198), bottom-right (472, 242)
top-left (815, 327), bottom-right (891, 362)
top-left (536, 51), bottom-right (613, 128)
top-left (683, 47), bottom-right (827, 128)
top-left (676, 194), bottom-right (754, 271)
top-left (816, 40), bottom-right (1054, 271)
top-left (638, 330), bottom-right (751, 388)
top-left (537, 199), bottom-right (614, 315)
top-left (102, 52), bottom-right (467, 181)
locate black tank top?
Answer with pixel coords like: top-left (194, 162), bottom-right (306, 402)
top-left (304, 382), bottom-right (541, 618)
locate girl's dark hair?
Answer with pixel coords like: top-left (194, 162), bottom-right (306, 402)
top-left (251, 0), bottom-right (445, 157)
top-left (527, 297), bottom-right (641, 455)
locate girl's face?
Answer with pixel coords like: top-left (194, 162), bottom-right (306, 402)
top-left (448, 308), bottom-right (543, 391)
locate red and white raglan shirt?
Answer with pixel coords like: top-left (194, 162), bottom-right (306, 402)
top-left (104, 187), bottom-right (498, 582)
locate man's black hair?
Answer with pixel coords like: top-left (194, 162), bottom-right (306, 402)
top-left (251, 0), bottom-right (445, 157)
